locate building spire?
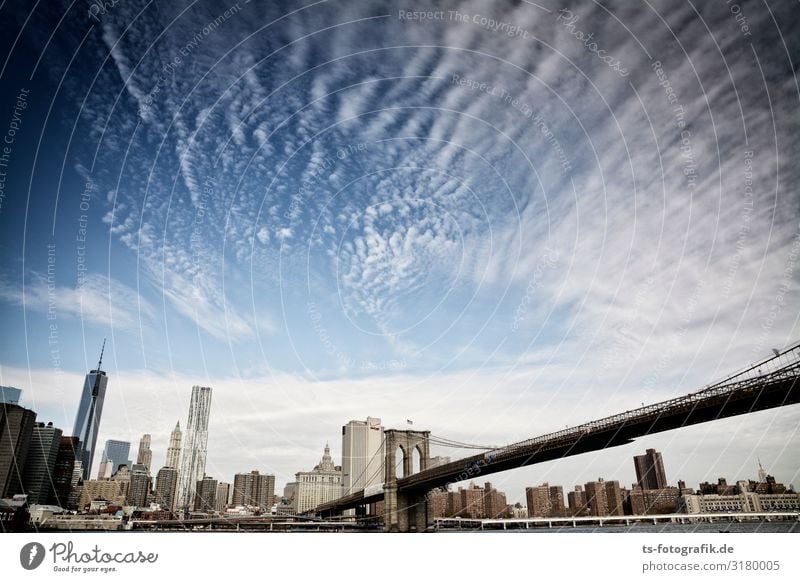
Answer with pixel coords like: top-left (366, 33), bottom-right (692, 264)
top-left (757, 457), bottom-right (767, 482)
top-left (97, 338), bottom-right (106, 371)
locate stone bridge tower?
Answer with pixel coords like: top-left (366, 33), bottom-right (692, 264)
top-left (383, 429), bottom-right (432, 532)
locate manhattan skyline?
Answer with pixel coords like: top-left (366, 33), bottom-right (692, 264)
top-left (0, 0), bottom-right (798, 504)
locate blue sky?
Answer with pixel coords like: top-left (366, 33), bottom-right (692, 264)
top-left (0, 0), bottom-right (798, 499)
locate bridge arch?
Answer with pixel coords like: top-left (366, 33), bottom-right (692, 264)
top-left (384, 429), bottom-right (432, 532)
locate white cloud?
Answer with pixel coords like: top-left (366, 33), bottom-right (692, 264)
top-left (0, 273), bottom-right (155, 330)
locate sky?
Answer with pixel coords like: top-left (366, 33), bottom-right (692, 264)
top-left (0, 0), bottom-right (798, 503)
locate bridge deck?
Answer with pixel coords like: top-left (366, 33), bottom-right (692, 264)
top-left (314, 344), bottom-right (800, 514)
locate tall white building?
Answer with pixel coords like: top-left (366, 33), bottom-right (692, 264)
top-left (295, 443), bottom-right (342, 513)
top-left (342, 417), bottom-right (384, 495)
top-left (165, 422), bottom-right (182, 469)
top-left (176, 386), bottom-right (212, 514)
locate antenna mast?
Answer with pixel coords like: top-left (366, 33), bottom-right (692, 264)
top-left (97, 338), bottom-right (106, 371)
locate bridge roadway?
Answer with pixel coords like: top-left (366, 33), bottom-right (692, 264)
top-left (315, 344), bottom-right (800, 515)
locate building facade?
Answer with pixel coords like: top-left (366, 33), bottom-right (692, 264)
top-left (99, 440), bottom-right (130, 478)
top-left (583, 481), bottom-right (608, 516)
top-left (526, 483), bottom-right (566, 518)
top-left (567, 485), bottom-right (587, 516)
top-left (295, 444), bottom-right (342, 513)
top-left (155, 466), bottom-right (178, 512)
top-left (634, 448), bottom-right (668, 490)
top-left (21, 422), bottom-right (63, 505)
top-left (176, 386), bottom-right (212, 514)
top-left (681, 480), bottom-right (800, 514)
top-left (215, 482), bottom-right (231, 512)
top-left (0, 386), bottom-right (22, 404)
top-left (482, 482), bottom-right (509, 518)
top-left (0, 403), bottom-right (36, 498)
top-left (165, 422), bottom-right (182, 469)
top-left (628, 485), bottom-right (679, 515)
top-left (605, 480), bottom-right (624, 516)
top-left (127, 468), bottom-right (151, 507)
top-left (136, 434), bottom-right (152, 473)
top-left (79, 480), bottom-right (125, 508)
top-left (341, 417), bottom-right (384, 496)
top-left (72, 348), bottom-right (108, 480)
top-left (49, 436), bottom-right (79, 508)
top-left (232, 471), bottom-right (275, 510)
top-left (436, 482), bottom-right (509, 519)
top-left (194, 475), bottom-right (218, 512)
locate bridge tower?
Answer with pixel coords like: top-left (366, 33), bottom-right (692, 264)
top-left (383, 429), bottom-right (431, 532)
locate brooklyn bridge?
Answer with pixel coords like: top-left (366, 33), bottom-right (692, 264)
top-left (310, 343), bottom-right (800, 531)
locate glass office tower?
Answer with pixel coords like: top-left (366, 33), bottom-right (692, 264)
top-left (72, 342), bottom-right (108, 481)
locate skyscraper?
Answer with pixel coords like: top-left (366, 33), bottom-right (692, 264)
top-left (99, 439), bottom-right (130, 477)
top-left (155, 466), bottom-right (179, 512)
top-left (165, 422), bottom-right (182, 469)
top-left (341, 417), bottom-right (384, 496)
top-left (136, 434), bottom-right (152, 473)
top-left (634, 448), bottom-right (668, 490)
top-left (72, 342), bottom-right (109, 480)
top-left (176, 386), bottom-right (212, 514)
top-left (21, 422), bottom-right (63, 505)
top-left (0, 403), bottom-right (36, 498)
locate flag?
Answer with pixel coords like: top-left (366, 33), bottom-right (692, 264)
top-left (406, 419), bottom-right (413, 425)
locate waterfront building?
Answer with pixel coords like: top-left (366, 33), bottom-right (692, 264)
top-left (605, 480), bottom-right (624, 516)
top-left (567, 485), bottom-right (587, 516)
top-left (526, 483), bottom-right (566, 518)
top-left (584, 480), bottom-right (609, 516)
top-left (681, 480), bottom-right (800, 514)
top-left (482, 482), bottom-right (509, 518)
top-left (628, 485), bottom-right (680, 515)
top-left (460, 483), bottom-right (485, 518)
top-left (430, 488), bottom-right (448, 518)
